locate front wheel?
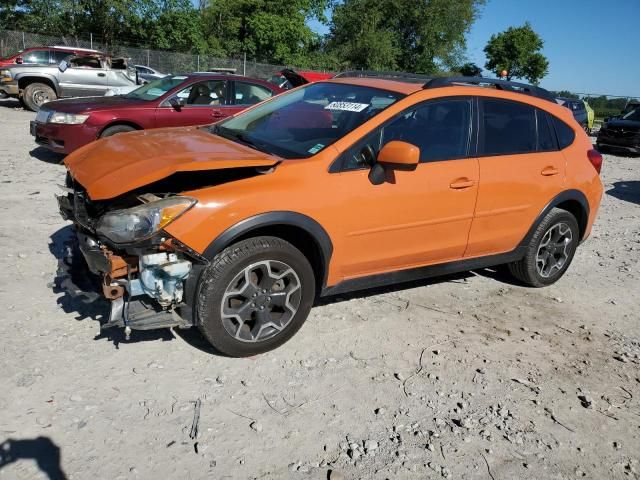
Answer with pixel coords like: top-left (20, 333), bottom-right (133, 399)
top-left (23, 82), bottom-right (56, 111)
top-left (508, 208), bottom-right (580, 287)
top-left (196, 236), bottom-right (316, 357)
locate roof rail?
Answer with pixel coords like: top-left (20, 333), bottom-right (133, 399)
top-left (334, 70), bottom-right (433, 84)
top-left (424, 76), bottom-right (556, 103)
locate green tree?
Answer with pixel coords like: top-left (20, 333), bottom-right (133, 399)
top-left (483, 22), bottom-right (549, 83)
top-left (459, 62), bottom-right (482, 77)
top-left (327, 0), bottom-right (485, 73)
top-left (201, 0), bottom-right (330, 64)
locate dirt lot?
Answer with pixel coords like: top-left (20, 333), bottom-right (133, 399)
top-left (0, 98), bottom-right (639, 480)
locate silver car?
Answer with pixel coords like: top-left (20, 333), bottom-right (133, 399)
top-left (0, 54), bottom-right (139, 111)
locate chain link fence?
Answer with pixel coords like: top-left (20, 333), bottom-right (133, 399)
top-left (0, 29), bottom-right (315, 80)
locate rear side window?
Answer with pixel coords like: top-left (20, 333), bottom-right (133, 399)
top-left (234, 81), bottom-right (273, 105)
top-left (551, 116), bottom-right (576, 149)
top-left (536, 110), bottom-right (557, 151)
top-left (480, 99), bottom-right (536, 155)
top-left (22, 49), bottom-right (49, 64)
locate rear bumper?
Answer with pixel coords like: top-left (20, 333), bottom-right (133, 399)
top-left (31, 121), bottom-right (100, 154)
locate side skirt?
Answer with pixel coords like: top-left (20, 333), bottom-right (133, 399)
top-left (320, 247), bottom-right (526, 297)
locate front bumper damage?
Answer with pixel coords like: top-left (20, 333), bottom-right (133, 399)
top-left (57, 190), bottom-right (201, 338)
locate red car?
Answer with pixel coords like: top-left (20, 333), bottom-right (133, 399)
top-left (30, 73), bottom-right (284, 154)
top-left (0, 45), bottom-right (102, 67)
top-left (269, 69), bottom-right (335, 89)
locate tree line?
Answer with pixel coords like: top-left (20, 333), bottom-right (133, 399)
top-left (2, 0), bottom-right (552, 83)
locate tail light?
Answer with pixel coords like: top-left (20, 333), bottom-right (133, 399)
top-left (587, 149), bottom-right (603, 174)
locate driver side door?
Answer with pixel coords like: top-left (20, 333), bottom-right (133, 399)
top-left (154, 79), bottom-right (232, 128)
top-left (334, 98), bottom-right (480, 278)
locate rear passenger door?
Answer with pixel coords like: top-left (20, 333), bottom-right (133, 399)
top-left (465, 98), bottom-right (566, 257)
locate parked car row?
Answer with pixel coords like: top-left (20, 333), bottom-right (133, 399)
top-left (30, 73), bottom-right (284, 153)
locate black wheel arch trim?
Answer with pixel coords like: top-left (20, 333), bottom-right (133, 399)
top-left (519, 189), bottom-right (590, 246)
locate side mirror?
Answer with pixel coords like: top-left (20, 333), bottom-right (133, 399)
top-left (169, 97), bottom-right (184, 111)
top-left (368, 141), bottom-right (420, 185)
top-left (377, 141), bottom-right (420, 169)
top-left (15, 57), bottom-right (23, 64)
top-left (58, 60), bottom-right (68, 72)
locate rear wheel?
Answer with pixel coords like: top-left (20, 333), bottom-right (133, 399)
top-left (23, 82), bottom-right (56, 112)
top-left (100, 124), bottom-right (136, 138)
top-left (196, 236), bottom-right (315, 357)
top-left (508, 208), bottom-right (580, 287)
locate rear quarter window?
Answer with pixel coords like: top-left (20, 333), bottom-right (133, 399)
top-left (551, 115), bottom-right (576, 149)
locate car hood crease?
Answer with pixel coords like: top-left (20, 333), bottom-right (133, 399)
top-left (64, 127), bottom-right (279, 200)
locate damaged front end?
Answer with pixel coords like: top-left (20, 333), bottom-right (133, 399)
top-left (57, 176), bottom-right (204, 338)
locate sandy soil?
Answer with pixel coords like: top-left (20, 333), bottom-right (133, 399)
top-left (0, 98), bottom-right (639, 480)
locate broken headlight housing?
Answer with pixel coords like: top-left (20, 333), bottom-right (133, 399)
top-left (96, 196), bottom-right (197, 244)
top-left (49, 112), bottom-right (90, 125)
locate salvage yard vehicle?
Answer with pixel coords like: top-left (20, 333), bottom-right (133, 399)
top-left (0, 54), bottom-right (138, 111)
top-left (57, 75), bottom-right (603, 357)
top-left (597, 104), bottom-right (640, 154)
top-left (0, 45), bottom-right (102, 68)
top-left (30, 73), bottom-right (284, 154)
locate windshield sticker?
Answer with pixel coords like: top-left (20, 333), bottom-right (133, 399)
top-left (308, 144), bottom-right (324, 154)
top-left (324, 102), bottom-right (369, 112)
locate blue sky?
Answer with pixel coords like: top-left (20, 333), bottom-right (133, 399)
top-left (308, 0), bottom-right (640, 97)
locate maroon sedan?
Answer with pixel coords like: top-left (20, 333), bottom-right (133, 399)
top-left (30, 73), bottom-right (284, 154)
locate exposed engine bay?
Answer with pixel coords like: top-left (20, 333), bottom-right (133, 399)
top-left (56, 173), bottom-right (212, 338)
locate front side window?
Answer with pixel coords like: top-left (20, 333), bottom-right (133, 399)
top-left (340, 98), bottom-right (472, 170)
top-left (234, 81), bottom-right (273, 105)
top-left (480, 99), bottom-right (537, 156)
top-left (213, 82), bottom-right (404, 159)
top-left (174, 80), bottom-right (227, 106)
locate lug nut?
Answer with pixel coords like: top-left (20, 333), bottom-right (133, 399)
top-left (251, 303), bottom-right (256, 307)
top-left (267, 296), bottom-right (271, 301)
top-left (260, 306), bottom-right (265, 310)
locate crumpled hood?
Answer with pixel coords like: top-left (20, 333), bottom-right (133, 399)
top-left (65, 127), bottom-right (279, 200)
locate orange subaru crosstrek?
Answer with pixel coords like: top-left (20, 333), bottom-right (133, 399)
top-left (57, 74), bottom-right (604, 357)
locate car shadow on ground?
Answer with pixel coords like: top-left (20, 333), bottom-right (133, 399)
top-left (49, 226), bottom-right (176, 349)
top-left (30, 146), bottom-right (65, 164)
top-left (0, 436), bottom-right (67, 480)
top-left (607, 181), bottom-right (640, 206)
top-left (0, 98), bottom-right (22, 110)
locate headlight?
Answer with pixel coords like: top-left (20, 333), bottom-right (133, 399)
top-left (49, 112), bottom-right (90, 125)
top-left (0, 69), bottom-right (11, 80)
top-left (96, 196), bottom-right (197, 244)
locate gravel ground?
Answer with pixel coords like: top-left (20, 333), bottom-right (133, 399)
top-left (0, 98), bottom-right (639, 480)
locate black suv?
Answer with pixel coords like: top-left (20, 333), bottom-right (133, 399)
top-left (597, 105), bottom-right (640, 155)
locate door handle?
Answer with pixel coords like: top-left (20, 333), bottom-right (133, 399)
top-left (541, 166), bottom-right (559, 176)
top-left (449, 178), bottom-right (475, 189)
top-left (97, 73), bottom-right (106, 77)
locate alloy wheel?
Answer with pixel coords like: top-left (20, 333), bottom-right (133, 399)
top-left (536, 222), bottom-right (573, 278)
top-left (220, 260), bottom-right (301, 342)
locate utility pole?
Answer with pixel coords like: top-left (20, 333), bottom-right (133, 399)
top-left (243, 52), bottom-right (246, 76)
top-left (90, 33), bottom-right (93, 49)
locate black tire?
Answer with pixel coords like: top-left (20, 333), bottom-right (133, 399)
top-left (23, 82), bottom-right (56, 112)
top-left (508, 208), bottom-right (580, 287)
top-left (196, 236), bottom-right (315, 357)
top-left (100, 124), bottom-right (136, 138)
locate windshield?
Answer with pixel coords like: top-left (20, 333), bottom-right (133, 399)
top-left (124, 75), bottom-right (187, 101)
top-left (622, 107), bottom-right (640, 122)
top-left (212, 82), bottom-right (404, 158)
